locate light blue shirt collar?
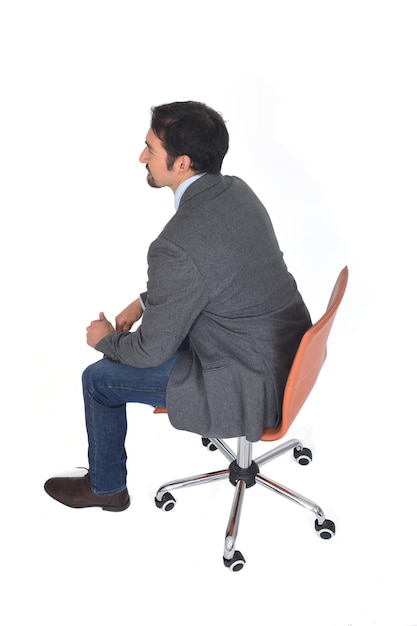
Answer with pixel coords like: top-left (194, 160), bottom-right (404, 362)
top-left (174, 173), bottom-right (205, 211)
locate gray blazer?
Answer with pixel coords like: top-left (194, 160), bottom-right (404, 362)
top-left (97, 174), bottom-right (311, 441)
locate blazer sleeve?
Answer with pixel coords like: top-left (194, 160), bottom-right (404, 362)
top-left (95, 236), bottom-right (208, 367)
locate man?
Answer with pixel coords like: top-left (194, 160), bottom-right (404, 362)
top-left (44, 101), bottom-right (312, 512)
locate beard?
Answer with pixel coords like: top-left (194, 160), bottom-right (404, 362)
top-left (146, 168), bottom-right (162, 189)
top-left (146, 173), bottom-right (157, 188)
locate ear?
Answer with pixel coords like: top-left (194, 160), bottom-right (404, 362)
top-left (177, 155), bottom-right (193, 172)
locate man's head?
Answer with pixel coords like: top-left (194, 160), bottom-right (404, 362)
top-left (151, 101), bottom-right (229, 174)
top-left (139, 101), bottom-right (229, 192)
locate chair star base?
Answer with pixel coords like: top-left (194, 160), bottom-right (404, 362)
top-left (154, 435), bottom-right (335, 571)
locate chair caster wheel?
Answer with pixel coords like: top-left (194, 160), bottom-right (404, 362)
top-left (223, 550), bottom-right (246, 572)
top-left (315, 518), bottom-right (336, 539)
top-left (155, 492), bottom-right (176, 511)
top-left (294, 446), bottom-right (312, 465)
top-left (201, 437), bottom-right (218, 452)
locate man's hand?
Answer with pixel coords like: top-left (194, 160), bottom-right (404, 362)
top-left (115, 298), bottom-right (143, 331)
top-left (86, 312), bottom-right (116, 348)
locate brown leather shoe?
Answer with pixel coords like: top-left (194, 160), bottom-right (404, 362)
top-left (44, 470), bottom-right (130, 512)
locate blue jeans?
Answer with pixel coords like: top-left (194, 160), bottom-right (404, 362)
top-left (82, 350), bottom-right (184, 496)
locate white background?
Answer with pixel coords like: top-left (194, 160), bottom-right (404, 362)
top-left (1, 1), bottom-right (416, 625)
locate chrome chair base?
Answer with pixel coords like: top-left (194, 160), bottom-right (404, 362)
top-left (155, 436), bottom-right (335, 571)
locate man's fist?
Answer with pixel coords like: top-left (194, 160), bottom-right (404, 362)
top-left (86, 312), bottom-right (115, 348)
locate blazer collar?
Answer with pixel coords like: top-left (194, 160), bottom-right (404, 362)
top-left (178, 173), bottom-right (224, 208)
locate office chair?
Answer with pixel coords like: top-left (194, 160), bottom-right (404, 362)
top-left (153, 266), bottom-right (348, 571)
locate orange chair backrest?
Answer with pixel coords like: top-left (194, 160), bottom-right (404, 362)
top-left (261, 266), bottom-right (349, 442)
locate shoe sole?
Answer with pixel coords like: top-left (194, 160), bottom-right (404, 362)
top-left (44, 489), bottom-right (131, 512)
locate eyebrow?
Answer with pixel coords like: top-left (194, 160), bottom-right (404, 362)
top-left (145, 136), bottom-right (159, 152)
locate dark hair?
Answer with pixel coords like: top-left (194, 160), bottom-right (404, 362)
top-left (150, 101), bottom-right (229, 174)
